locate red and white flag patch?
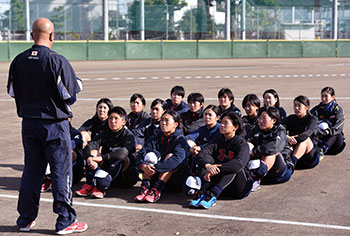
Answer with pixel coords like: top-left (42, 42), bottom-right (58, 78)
top-left (31, 51), bottom-right (38, 56)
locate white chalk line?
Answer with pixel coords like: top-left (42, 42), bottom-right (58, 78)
top-left (0, 193), bottom-right (349, 231)
top-left (78, 73), bottom-right (348, 82)
top-left (2, 97), bottom-right (350, 102)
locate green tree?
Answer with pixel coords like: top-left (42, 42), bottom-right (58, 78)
top-left (3, 0), bottom-right (25, 31)
top-left (128, 0), bottom-right (187, 39)
top-left (50, 6), bottom-right (66, 32)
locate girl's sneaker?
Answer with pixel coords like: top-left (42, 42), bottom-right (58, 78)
top-left (198, 192), bottom-right (217, 209)
top-left (75, 184), bottom-right (94, 197)
top-left (134, 186), bottom-right (149, 202)
top-left (91, 187), bottom-right (105, 199)
top-left (144, 188), bottom-right (161, 203)
top-left (189, 194), bottom-right (205, 208)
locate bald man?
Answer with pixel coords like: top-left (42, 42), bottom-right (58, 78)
top-left (7, 18), bottom-right (88, 234)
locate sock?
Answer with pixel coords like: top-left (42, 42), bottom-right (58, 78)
top-left (210, 185), bottom-right (222, 198)
top-left (291, 155), bottom-right (298, 165)
top-left (153, 179), bottom-right (165, 192)
top-left (141, 179), bottom-right (151, 190)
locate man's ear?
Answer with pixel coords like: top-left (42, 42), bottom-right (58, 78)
top-left (49, 32), bottom-right (54, 41)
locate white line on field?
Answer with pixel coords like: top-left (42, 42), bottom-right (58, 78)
top-left (2, 97), bottom-right (350, 102)
top-left (0, 194), bottom-right (349, 231)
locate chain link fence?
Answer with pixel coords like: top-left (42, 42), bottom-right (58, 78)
top-left (0, 0), bottom-right (349, 41)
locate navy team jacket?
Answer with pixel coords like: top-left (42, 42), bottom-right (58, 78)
top-left (136, 128), bottom-right (188, 173)
top-left (7, 44), bottom-right (81, 119)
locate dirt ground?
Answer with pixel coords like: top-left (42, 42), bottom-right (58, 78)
top-left (0, 58), bottom-right (349, 235)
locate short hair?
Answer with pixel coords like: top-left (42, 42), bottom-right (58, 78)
top-left (170, 85), bottom-right (185, 98)
top-left (258, 106), bottom-right (280, 127)
top-left (218, 88), bottom-right (234, 102)
top-left (321, 86), bottom-right (335, 96)
top-left (187, 92), bottom-right (204, 104)
top-left (221, 112), bottom-right (244, 135)
top-left (161, 110), bottom-right (181, 124)
top-left (151, 98), bottom-right (167, 110)
top-left (130, 93), bottom-right (146, 106)
top-left (204, 104), bottom-right (220, 117)
top-left (263, 89), bottom-right (280, 108)
top-left (108, 106), bottom-right (127, 120)
top-left (242, 94), bottom-right (261, 108)
top-left (294, 95), bottom-right (310, 107)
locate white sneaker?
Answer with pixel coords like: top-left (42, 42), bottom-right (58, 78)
top-left (251, 180), bottom-right (261, 192)
top-left (19, 220), bottom-right (36, 232)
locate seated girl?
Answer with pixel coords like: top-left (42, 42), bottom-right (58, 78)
top-left (79, 98), bottom-right (113, 146)
top-left (217, 88), bottom-right (241, 118)
top-left (180, 92), bottom-right (205, 135)
top-left (135, 110), bottom-right (188, 203)
top-left (132, 98), bottom-right (167, 150)
top-left (263, 89), bottom-right (287, 124)
top-left (189, 112), bottom-right (252, 209)
top-left (246, 106), bottom-right (294, 191)
top-left (310, 87), bottom-right (346, 156)
top-left (127, 93), bottom-right (150, 130)
top-left (75, 106), bottom-right (138, 199)
top-left (242, 94), bottom-right (261, 138)
top-left (185, 105), bottom-right (221, 183)
top-left (286, 95), bottom-right (321, 169)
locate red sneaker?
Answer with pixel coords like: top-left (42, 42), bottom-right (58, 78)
top-left (56, 221), bottom-right (88, 235)
top-left (19, 220), bottom-right (36, 232)
top-left (41, 179), bottom-right (52, 192)
top-left (75, 184), bottom-right (94, 197)
top-left (91, 187), bottom-right (105, 199)
top-left (144, 188), bottom-right (161, 203)
top-left (134, 186), bottom-right (149, 202)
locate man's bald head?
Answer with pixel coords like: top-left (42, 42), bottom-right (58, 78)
top-left (31, 18), bottom-right (54, 47)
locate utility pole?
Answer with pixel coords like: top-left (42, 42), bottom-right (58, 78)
top-left (140, 0), bottom-right (145, 40)
top-left (25, 0), bottom-right (30, 41)
top-left (241, 0), bottom-right (245, 40)
top-left (103, 0), bottom-right (109, 41)
top-left (332, 0), bottom-right (338, 39)
top-left (225, 0), bottom-right (230, 40)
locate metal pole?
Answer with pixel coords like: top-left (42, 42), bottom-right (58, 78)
top-left (103, 0), bottom-right (109, 41)
top-left (25, 0), bottom-right (30, 41)
top-left (190, 7), bottom-right (192, 40)
top-left (332, 0), bottom-right (338, 40)
top-left (140, 0), bottom-right (145, 40)
top-left (64, 7), bottom-right (67, 40)
top-left (225, 0), bottom-right (230, 40)
top-left (241, 0), bottom-right (245, 40)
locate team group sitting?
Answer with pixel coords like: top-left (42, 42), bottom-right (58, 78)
top-left (41, 85), bottom-right (346, 209)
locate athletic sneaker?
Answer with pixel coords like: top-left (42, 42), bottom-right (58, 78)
top-left (251, 180), bottom-right (261, 192)
top-left (56, 221), bottom-right (88, 235)
top-left (41, 179), bottom-right (52, 192)
top-left (91, 187), bottom-right (105, 199)
top-left (198, 192), bottom-right (216, 209)
top-left (134, 186), bottom-right (149, 202)
top-left (19, 220), bottom-right (36, 232)
top-left (75, 184), bottom-right (94, 197)
top-left (144, 188), bottom-right (161, 203)
top-left (189, 194), bottom-right (205, 208)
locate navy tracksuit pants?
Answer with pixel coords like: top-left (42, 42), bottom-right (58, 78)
top-left (17, 119), bottom-right (76, 232)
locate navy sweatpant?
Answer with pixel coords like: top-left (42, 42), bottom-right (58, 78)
top-left (17, 119), bottom-right (76, 232)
